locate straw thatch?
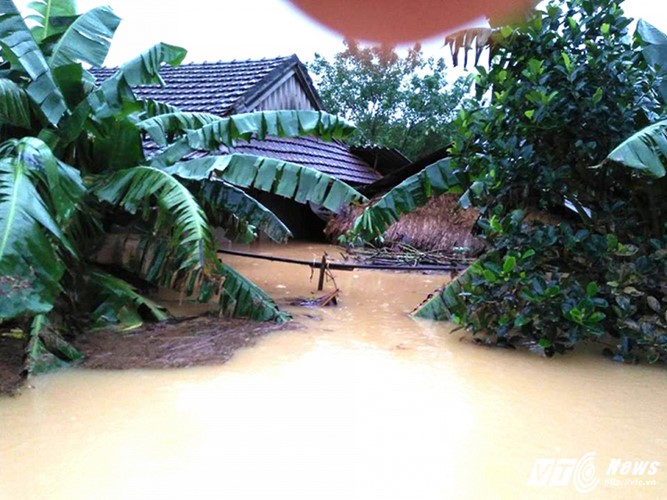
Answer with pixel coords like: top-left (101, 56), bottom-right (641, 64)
top-left (325, 194), bottom-right (483, 254)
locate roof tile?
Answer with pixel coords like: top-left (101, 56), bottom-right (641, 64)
top-left (92, 57), bottom-right (382, 185)
top-left (230, 136), bottom-right (382, 185)
top-left (91, 56), bottom-right (294, 115)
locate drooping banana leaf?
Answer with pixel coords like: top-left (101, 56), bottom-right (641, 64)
top-left (0, 0), bottom-right (68, 125)
top-left (48, 6), bottom-right (120, 69)
top-left (216, 261), bottom-right (290, 323)
top-left (605, 119), bottom-right (667, 178)
top-left (88, 42), bottom-right (186, 118)
top-left (87, 268), bottom-right (169, 328)
top-left (13, 136), bottom-right (85, 227)
top-left (43, 166), bottom-right (84, 236)
top-left (196, 179), bottom-right (292, 243)
top-left (0, 137), bottom-right (76, 319)
top-left (351, 158), bottom-right (463, 240)
top-left (0, 78), bottom-right (31, 128)
top-left (94, 165), bottom-right (216, 275)
top-left (24, 313), bottom-right (82, 375)
top-left (149, 110), bottom-right (355, 165)
top-left (411, 266), bottom-right (475, 320)
top-left (637, 20), bottom-right (667, 103)
top-left (163, 154), bottom-right (367, 213)
top-left (138, 111), bottom-right (225, 146)
top-left (138, 99), bottom-right (182, 120)
top-left (25, 0), bottom-right (76, 42)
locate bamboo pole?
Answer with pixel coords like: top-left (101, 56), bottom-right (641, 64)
top-left (217, 248), bottom-right (469, 272)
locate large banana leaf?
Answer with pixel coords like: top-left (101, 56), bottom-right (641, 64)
top-left (196, 179), bottom-right (292, 243)
top-left (0, 137), bottom-right (73, 319)
top-left (24, 313), bottom-right (82, 375)
top-left (163, 154), bottom-right (367, 213)
top-left (216, 261), bottom-right (290, 323)
top-left (94, 166), bottom-right (216, 274)
top-left (0, 0), bottom-right (68, 125)
top-left (637, 20), bottom-right (667, 103)
top-left (0, 78), bottom-right (31, 128)
top-left (138, 99), bottom-right (184, 120)
top-left (411, 266), bottom-right (474, 320)
top-left (89, 42), bottom-right (186, 119)
top-left (87, 269), bottom-right (169, 328)
top-left (25, 0), bottom-right (76, 42)
top-left (49, 6), bottom-right (120, 68)
top-left (351, 158), bottom-right (462, 240)
top-left (148, 110), bottom-right (355, 165)
top-left (89, 116), bottom-right (145, 171)
top-left (93, 167), bottom-right (289, 322)
top-left (605, 120), bottom-right (667, 178)
top-left (138, 111), bottom-right (224, 146)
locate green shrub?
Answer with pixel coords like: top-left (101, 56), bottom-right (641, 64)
top-left (423, 211), bottom-right (667, 363)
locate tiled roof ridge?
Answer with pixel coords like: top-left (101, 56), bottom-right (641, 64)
top-left (91, 54), bottom-right (297, 73)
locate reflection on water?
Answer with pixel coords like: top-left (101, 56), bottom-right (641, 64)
top-left (1, 243), bottom-right (665, 499)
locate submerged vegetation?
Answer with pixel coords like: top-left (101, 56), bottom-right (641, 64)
top-left (0, 0), bottom-right (365, 374)
top-left (351, 0), bottom-right (667, 363)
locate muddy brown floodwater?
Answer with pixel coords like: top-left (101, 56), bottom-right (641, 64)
top-left (1, 243), bottom-right (666, 499)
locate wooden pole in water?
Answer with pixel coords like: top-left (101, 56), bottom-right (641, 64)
top-left (317, 254), bottom-right (327, 291)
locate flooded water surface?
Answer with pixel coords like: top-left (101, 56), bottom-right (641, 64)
top-left (1, 243), bottom-right (666, 499)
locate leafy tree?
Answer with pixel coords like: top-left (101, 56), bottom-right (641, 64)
top-left (0, 0), bottom-right (365, 374)
top-left (351, 0), bottom-right (667, 363)
top-left (309, 39), bottom-right (469, 160)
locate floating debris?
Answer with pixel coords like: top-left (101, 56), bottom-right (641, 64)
top-left (290, 290), bottom-right (340, 307)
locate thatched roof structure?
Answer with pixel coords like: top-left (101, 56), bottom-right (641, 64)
top-left (325, 194), bottom-right (483, 254)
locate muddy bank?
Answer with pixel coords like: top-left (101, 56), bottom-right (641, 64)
top-left (76, 316), bottom-right (288, 369)
top-left (0, 315), bottom-right (289, 396)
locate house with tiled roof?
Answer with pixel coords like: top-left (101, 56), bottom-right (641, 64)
top-left (92, 56), bottom-right (384, 237)
top-left (91, 55), bottom-right (381, 187)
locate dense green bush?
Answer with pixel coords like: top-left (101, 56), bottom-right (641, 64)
top-left (353, 0), bottom-right (667, 363)
top-left (420, 211), bottom-right (667, 363)
top-left (416, 0), bottom-right (667, 363)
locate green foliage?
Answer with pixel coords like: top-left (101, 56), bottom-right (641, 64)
top-left (195, 180), bottom-right (292, 244)
top-left (310, 39), bottom-right (469, 160)
top-left (637, 20), bottom-right (667, 102)
top-left (0, 137), bottom-right (78, 319)
top-left (24, 314), bottom-right (82, 375)
top-left (415, 213), bottom-right (667, 363)
top-left (0, 0), bottom-right (69, 125)
top-left (350, 158), bottom-right (463, 240)
top-left (450, 0), bottom-right (663, 216)
top-left (47, 6), bottom-right (120, 68)
top-left (26, 0), bottom-right (77, 43)
top-left (358, 0), bottom-right (667, 364)
top-left (163, 154), bottom-right (366, 213)
top-left (0, 0), bottom-right (363, 374)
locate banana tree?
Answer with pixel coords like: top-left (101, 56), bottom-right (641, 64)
top-left (0, 0), bottom-right (366, 374)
